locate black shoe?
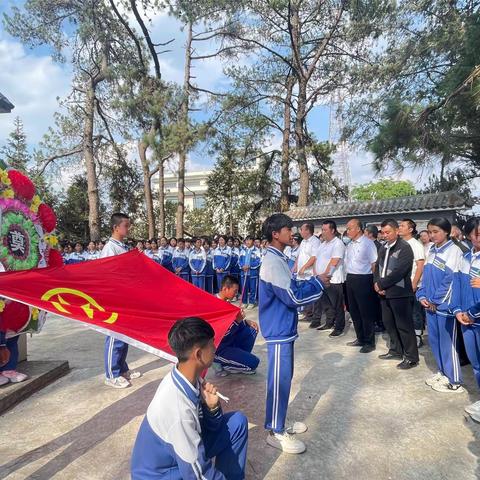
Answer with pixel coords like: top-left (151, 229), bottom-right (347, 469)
top-left (375, 325), bottom-right (386, 333)
top-left (346, 340), bottom-right (363, 347)
top-left (378, 352), bottom-right (403, 360)
top-left (329, 330), bottom-right (343, 338)
top-left (309, 321), bottom-right (321, 329)
top-left (359, 345), bottom-right (376, 353)
top-left (396, 359), bottom-right (418, 370)
top-left (316, 324), bottom-right (332, 331)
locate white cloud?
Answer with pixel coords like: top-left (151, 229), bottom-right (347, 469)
top-left (0, 38), bottom-right (72, 145)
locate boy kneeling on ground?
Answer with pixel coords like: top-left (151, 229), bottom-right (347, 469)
top-left (131, 317), bottom-right (248, 480)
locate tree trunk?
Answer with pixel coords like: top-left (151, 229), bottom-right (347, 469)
top-left (84, 83), bottom-right (101, 241)
top-left (139, 137), bottom-right (155, 238)
top-left (176, 21), bottom-right (193, 238)
top-left (280, 75), bottom-right (294, 212)
top-left (158, 158), bottom-right (165, 237)
top-left (296, 79), bottom-right (309, 207)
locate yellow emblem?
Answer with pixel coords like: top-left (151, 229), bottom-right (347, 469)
top-left (41, 288), bottom-right (118, 324)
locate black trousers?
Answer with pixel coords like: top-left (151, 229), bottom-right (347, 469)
top-left (311, 284), bottom-right (345, 331)
top-left (345, 274), bottom-right (377, 347)
top-left (381, 297), bottom-right (419, 362)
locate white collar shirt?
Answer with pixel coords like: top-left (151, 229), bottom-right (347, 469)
top-left (297, 234), bottom-right (321, 279)
top-left (315, 237), bottom-right (345, 284)
top-left (345, 235), bottom-right (378, 275)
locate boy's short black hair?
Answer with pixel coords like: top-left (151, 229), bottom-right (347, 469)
top-left (221, 274), bottom-right (240, 289)
top-left (365, 224), bottom-right (379, 238)
top-left (245, 235), bottom-right (254, 241)
top-left (262, 213), bottom-right (293, 242)
top-left (401, 218), bottom-right (417, 236)
top-left (177, 238), bottom-right (185, 243)
top-left (168, 317), bottom-right (215, 362)
top-left (110, 212), bottom-right (129, 230)
top-left (322, 220), bottom-right (337, 232)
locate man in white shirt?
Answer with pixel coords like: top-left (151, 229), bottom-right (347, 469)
top-left (311, 220), bottom-right (346, 336)
top-left (419, 230), bottom-right (433, 258)
top-left (293, 223), bottom-right (321, 322)
top-left (344, 218), bottom-right (379, 352)
top-left (399, 219), bottom-right (426, 347)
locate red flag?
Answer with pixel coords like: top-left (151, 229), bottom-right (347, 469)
top-left (0, 250), bottom-right (239, 362)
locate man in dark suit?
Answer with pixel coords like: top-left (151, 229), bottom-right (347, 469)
top-left (374, 219), bottom-right (419, 370)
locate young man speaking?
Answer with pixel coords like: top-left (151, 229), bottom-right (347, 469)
top-left (259, 213), bottom-right (330, 454)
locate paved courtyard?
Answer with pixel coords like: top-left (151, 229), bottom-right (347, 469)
top-left (0, 311), bottom-right (480, 480)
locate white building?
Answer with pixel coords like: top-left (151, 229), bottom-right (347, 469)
top-left (160, 170), bottom-right (211, 209)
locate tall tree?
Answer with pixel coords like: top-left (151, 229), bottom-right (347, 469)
top-left (0, 116), bottom-right (30, 172)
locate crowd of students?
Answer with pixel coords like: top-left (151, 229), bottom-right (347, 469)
top-left (55, 211), bottom-right (480, 478)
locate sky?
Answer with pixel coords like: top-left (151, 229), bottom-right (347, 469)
top-left (0, 0), bottom-right (436, 191)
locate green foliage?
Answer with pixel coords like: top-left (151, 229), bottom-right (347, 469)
top-left (0, 116), bottom-right (30, 172)
top-left (352, 179), bottom-right (416, 201)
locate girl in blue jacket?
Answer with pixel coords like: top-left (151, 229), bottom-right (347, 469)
top-left (213, 236), bottom-right (231, 290)
top-left (452, 217), bottom-right (480, 416)
top-left (189, 238), bottom-right (207, 290)
top-left (416, 217), bottom-right (464, 393)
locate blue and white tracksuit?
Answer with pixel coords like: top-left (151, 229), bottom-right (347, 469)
top-left (65, 251), bottom-right (86, 265)
top-left (172, 248), bottom-right (190, 282)
top-left (213, 247), bottom-right (231, 290)
top-left (84, 250), bottom-right (99, 261)
top-left (205, 249), bottom-right (215, 294)
top-left (215, 294), bottom-right (260, 373)
top-left (239, 247), bottom-right (262, 305)
top-left (150, 250), bottom-right (163, 265)
top-left (452, 248), bottom-right (480, 389)
top-left (160, 246), bottom-right (174, 272)
top-left (131, 366), bottom-right (248, 480)
top-left (417, 240), bottom-right (464, 385)
top-left (100, 238), bottom-right (131, 379)
top-left (286, 246), bottom-right (299, 272)
top-left (259, 246), bottom-right (324, 433)
top-left (189, 248), bottom-right (207, 290)
top-left (230, 247), bottom-right (241, 282)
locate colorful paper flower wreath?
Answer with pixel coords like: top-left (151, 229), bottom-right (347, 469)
top-left (0, 167), bottom-right (59, 335)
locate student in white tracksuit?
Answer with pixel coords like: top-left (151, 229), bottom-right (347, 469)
top-left (101, 213), bottom-right (141, 389)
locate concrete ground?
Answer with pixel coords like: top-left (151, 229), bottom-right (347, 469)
top-left (0, 311), bottom-right (480, 480)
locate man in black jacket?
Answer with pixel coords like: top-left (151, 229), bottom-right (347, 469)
top-left (374, 219), bottom-right (419, 370)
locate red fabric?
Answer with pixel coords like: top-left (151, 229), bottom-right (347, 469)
top-left (47, 249), bottom-right (63, 267)
top-left (37, 203), bottom-right (57, 232)
top-left (0, 250), bottom-right (239, 360)
top-left (0, 301), bottom-right (30, 332)
top-left (7, 170), bottom-right (35, 201)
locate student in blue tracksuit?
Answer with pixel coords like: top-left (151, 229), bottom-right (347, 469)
top-left (213, 236), bottom-right (231, 290)
top-left (150, 243), bottom-right (163, 265)
top-left (229, 237), bottom-right (241, 283)
top-left (452, 217), bottom-right (480, 417)
top-left (131, 317), bottom-right (248, 480)
top-left (239, 236), bottom-right (262, 309)
top-left (101, 213), bottom-right (141, 389)
top-left (204, 239), bottom-right (215, 294)
top-left (215, 275), bottom-right (260, 375)
top-left (66, 242), bottom-right (86, 264)
top-left (172, 239), bottom-right (191, 282)
top-left (259, 213), bottom-right (329, 454)
top-left (85, 241), bottom-right (100, 260)
top-left (159, 236), bottom-right (173, 271)
top-left (416, 217), bottom-right (464, 393)
top-left (189, 238), bottom-right (207, 290)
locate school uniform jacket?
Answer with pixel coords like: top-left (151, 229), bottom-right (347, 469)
top-left (205, 249), bottom-right (215, 277)
top-left (172, 248), bottom-right (190, 274)
top-left (189, 248), bottom-right (206, 276)
top-left (238, 246), bottom-right (262, 277)
top-left (259, 246), bottom-right (324, 343)
top-left (100, 238), bottom-right (129, 258)
top-left (65, 251), bottom-right (86, 264)
top-left (131, 366), bottom-right (226, 480)
top-left (451, 248), bottom-right (480, 321)
top-left (160, 246), bottom-right (173, 269)
top-left (416, 240), bottom-right (463, 315)
top-left (213, 247), bottom-right (231, 271)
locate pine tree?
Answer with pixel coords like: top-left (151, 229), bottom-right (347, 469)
top-left (1, 116), bottom-right (30, 172)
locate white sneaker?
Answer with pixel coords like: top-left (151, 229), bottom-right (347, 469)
top-left (286, 422), bottom-right (308, 434)
top-left (123, 370), bottom-right (141, 380)
top-left (224, 368), bottom-right (256, 375)
top-left (465, 400), bottom-right (480, 415)
top-left (2, 370), bottom-right (28, 383)
top-left (105, 376), bottom-right (131, 389)
top-left (470, 411), bottom-right (480, 423)
top-left (266, 431), bottom-right (306, 454)
top-left (431, 382), bottom-right (466, 393)
top-left (0, 374), bottom-right (9, 386)
top-left (425, 372), bottom-right (449, 387)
